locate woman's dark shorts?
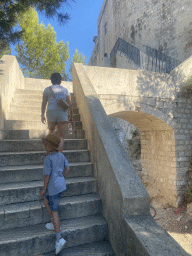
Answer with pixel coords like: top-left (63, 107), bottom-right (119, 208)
top-left (46, 109), bottom-right (68, 122)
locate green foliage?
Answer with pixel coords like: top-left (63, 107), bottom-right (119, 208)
top-left (0, 0), bottom-right (28, 50)
top-left (15, 8), bottom-right (69, 79)
top-left (69, 49), bottom-right (86, 80)
top-left (0, 44), bottom-right (11, 59)
top-left (181, 76), bottom-right (192, 99)
top-left (184, 185), bottom-right (192, 204)
top-left (0, 0), bottom-right (71, 49)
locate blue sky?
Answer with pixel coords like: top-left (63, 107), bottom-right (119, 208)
top-left (13, 0), bottom-right (103, 75)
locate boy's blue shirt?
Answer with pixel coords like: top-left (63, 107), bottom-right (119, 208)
top-left (43, 151), bottom-right (69, 196)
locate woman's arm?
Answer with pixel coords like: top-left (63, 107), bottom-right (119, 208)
top-left (41, 94), bottom-right (48, 123)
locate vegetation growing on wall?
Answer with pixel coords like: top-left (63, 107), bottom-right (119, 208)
top-left (181, 76), bottom-right (192, 99)
top-left (184, 159), bottom-right (192, 205)
top-left (125, 129), bottom-right (141, 161)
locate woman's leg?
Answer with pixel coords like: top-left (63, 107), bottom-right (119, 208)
top-left (57, 122), bottom-right (67, 152)
top-left (48, 120), bottom-right (57, 134)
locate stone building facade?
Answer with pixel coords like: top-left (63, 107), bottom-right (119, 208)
top-left (89, 0), bottom-right (192, 68)
top-left (88, 1), bottom-right (192, 207)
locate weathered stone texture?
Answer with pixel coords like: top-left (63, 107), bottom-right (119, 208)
top-left (84, 62), bottom-right (192, 207)
top-left (90, 0), bottom-right (192, 66)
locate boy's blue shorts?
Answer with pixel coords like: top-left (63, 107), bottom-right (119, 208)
top-left (45, 192), bottom-right (61, 211)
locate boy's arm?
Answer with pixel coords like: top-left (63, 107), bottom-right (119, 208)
top-left (40, 175), bottom-right (50, 197)
top-left (63, 167), bottom-right (70, 178)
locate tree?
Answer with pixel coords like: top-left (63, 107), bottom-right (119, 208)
top-left (0, 0), bottom-right (73, 50)
top-left (0, 44), bottom-right (11, 59)
top-left (15, 8), bottom-right (69, 79)
top-left (69, 49), bottom-right (86, 80)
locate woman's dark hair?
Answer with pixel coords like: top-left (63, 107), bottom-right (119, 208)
top-left (50, 73), bottom-right (62, 84)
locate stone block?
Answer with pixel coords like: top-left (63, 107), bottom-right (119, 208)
top-left (0, 206), bottom-right (4, 228)
top-left (4, 202), bottom-right (30, 221)
top-left (187, 203), bottom-right (192, 215)
top-left (29, 201), bottom-right (43, 225)
top-left (156, 101), bottom-right (163, 108)
top-left (175, 134), bottom-right (186, 140)
top-left (164, 102), bottom-right (172, 109)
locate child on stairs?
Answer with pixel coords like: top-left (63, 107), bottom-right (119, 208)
top-left (40, 133), bottom-right (70, 255)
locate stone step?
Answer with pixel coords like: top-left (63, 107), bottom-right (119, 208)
top-left (10, 100), bottom-right (78, 110)
top-left (15, 89), bottom-right (44, 95)
top-left (13, 92), bottom-right (76, 102)
top-left (2, 129), bottom-right (85, 140)
top-left (15, 89), bottom-right (75, 97)
top-left (0, 177), bottom-right (97, 206)
top-left (0, 194), bottom-right (102, 231)
top-left (41, 241), bottom-right (114, 256)
top-left (11, 99), bottom-right (77, 110)
top-left (15, 89), bottom-right (75, 96)
top-left (2, 129), bottom-right (32, 140)
top-left (0, 150), bottom-right (90, 167)
top-left (0, 162), bottom-right (93, 184)
top-left (0, 214), bottom-right (108, 256)
top-left (0, 139), bottom-right (87, 152)
top-left (4, 120), bottom-right (82, 130)
top-left (8, 112), bottom-right (80, 121)
top-left (10, 105), bottom-right (79, 115)
top-left (13, 94), bottom-right (44, 101)
top-left (14, 89), bottom-right (75, 101)
top-left (12, 93), bottom-right (77, 103)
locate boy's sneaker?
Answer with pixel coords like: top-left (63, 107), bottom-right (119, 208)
top-left (55, 238), bottom-right (66, 254)
top-left (45, 222), bottom-right (54, 230)
top-left (45, 222), bottom-right (61, 231)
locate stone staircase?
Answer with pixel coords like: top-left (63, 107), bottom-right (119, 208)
top-left (0, 89), bottom-right (114, 255)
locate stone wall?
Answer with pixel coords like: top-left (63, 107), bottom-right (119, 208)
top-left (90, 0), bottom-right (192, 66)
top-left (72, 63), bottom-right (189, 255)
top-left (83, 61), bottom-right (192, 207)
top-left (141, 130), bottom-right (177, 205)
top-left (0, 55), bottom-right (25, 138)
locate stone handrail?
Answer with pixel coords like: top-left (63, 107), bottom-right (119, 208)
top-left (0, 55), bottom-right (25, 138)
top-left (110, 38), bottom-right (181, 74)
top-left (72, 63), bottom-right (189, 256)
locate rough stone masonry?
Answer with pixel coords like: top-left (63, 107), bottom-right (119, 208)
top-left (89, 0), bottom-right (192, 67)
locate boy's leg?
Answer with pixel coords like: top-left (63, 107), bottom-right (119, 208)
top-left (50, 193), bottom-right (66, 254)
top-left (43, 197), bottom-right (53, 220)
top-left (52, 210), bottom-right (66, 254)
top-left (49, 193), bottom-right (62, 233)
top-left (52, 211), bottom-right (60, 233)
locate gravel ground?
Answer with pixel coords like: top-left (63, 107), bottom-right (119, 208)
top-left (150, 202), bottom-right (192, 255)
